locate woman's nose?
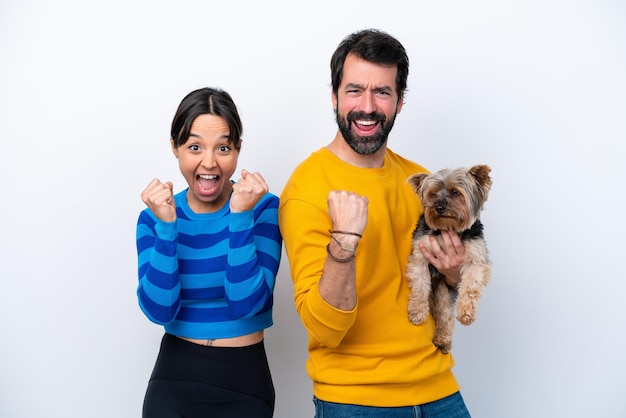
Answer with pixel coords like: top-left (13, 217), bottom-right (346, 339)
top-left (201, 153), bottom-right (216, 168)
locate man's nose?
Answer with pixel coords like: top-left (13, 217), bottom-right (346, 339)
top-left (358, 92), bottom-right (376, 113)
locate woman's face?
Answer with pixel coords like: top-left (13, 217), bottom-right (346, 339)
top-left (171, 114), bottom-right (239, 213)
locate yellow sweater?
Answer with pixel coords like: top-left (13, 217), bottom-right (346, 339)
top-left (278, 147), bottom-right (460, 406)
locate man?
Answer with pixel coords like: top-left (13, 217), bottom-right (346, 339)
top-left (278, 29), bottom-right (472, 417)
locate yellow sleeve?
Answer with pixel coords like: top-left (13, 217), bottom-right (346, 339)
top-left (279, 197), bottom-right (357, 347)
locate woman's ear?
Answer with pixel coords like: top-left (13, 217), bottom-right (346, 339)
top-left (170, 139), bottom-right (179, 158)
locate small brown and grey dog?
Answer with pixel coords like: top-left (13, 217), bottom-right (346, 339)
top-left (406, 164), bottom-right (492, 353)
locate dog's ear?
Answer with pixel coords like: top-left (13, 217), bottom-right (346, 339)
top-left (407, 172), bottom-right (428, 196)
top-left (469, 165), bottom-right (493, 202)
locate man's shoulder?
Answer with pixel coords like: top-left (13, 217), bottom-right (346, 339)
top-left (385, 148), bottom-right (429, 175)
top-left (280, 148), bottom-right (332, 204)
top-left (285, 148), bottom-right (331, 179)
top-left (295, 147), bottom-right (329, 166)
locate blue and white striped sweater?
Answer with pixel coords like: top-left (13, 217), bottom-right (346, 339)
top-left (136, 189), bottom-right (282, 339)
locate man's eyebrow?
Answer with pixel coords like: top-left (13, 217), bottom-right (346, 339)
top-left (344, 82), bottom-right (365, 90)
top-left (344, 82), bottom-right (393, 93)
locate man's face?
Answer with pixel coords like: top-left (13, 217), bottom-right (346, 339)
top-left (333, 54), bottom-right (403, 155)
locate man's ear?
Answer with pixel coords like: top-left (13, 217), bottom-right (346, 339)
top-left (396, 95), bottom-right (404, 115)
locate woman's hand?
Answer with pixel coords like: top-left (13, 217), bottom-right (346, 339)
top-left (230, 169), bottom-right (269, 212)
top-left (141, 179), bottom-right (176, 223)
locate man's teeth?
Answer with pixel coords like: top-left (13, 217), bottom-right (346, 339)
top-left (356, 120), bottom-right (376, 126)
top-left (199, 174), bottom-right (218, 179)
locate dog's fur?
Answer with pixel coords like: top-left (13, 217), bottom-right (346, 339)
top-left (406, 165), bottom-right (492, 353)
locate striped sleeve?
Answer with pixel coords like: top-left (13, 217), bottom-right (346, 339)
top-left (225, 194), bottom-right (282, 318)
top-left (136, 210), bottom-right (181, 324)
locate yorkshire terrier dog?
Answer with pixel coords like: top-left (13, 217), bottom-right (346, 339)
top-left (406, 165), bottom-right (492, 353)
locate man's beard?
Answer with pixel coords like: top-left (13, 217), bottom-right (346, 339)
top-left (336, 109), bottom-right (396, 155)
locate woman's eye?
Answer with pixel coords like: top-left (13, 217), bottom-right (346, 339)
top-left (219, 145), bottom-right (231, 152)
top-left (188, 144), bottom-right (200, 151)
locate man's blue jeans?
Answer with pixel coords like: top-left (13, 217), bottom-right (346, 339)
top-left (313, 391), bottom-right (471, 418)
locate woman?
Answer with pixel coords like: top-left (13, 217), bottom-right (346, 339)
top-left (136, 87), bottom-right (281, 417)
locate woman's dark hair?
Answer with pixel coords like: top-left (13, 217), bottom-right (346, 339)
top-left (170, 87), bottom-right (242, 151)
top-left (330, 29), bottom-right (409, 103)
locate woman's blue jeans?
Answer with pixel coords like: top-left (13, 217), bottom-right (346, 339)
top-left (313, 391), bottom-right (471, 418)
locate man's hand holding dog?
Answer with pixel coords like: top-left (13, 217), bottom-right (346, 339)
top-left (419, 231), bottom-right (465, 288)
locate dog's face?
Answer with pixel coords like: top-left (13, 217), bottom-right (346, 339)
top-left (408, 165), bottom-right (492, 231)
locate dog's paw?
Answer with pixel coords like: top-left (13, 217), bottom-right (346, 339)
top-left (407, 296), bottom-right (430, 325)
top-left (456, 310), bottom-right (476, 326)
top-left (408, 308), bottom-right (429, 325)
top-left (456, 295), bottom-right (478, 325)
top-left (433, 335), bottom-right (452, 354)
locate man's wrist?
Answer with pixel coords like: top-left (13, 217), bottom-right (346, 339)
top-left (444, 275), bottom-right (461, 289)
top-left (330, 234), bottom-right (359, 252)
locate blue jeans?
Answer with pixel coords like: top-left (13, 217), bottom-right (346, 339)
top-left (313, 392), bottom-right (471, 418)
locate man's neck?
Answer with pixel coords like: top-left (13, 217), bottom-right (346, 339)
top-left (326, 132), bottom-right (386, 168)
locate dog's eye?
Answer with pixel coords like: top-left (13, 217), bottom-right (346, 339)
top-left (449, 189), bottom-right (460, 197)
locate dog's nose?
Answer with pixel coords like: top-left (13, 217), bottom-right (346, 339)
top-left (436, 202), bottom-right (447, 214)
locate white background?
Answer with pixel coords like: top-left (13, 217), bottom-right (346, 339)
top-left (1, 1), bottom-right (625, 417)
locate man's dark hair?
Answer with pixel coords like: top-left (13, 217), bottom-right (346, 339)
top-left (330, 29), bottom-right (409, 103)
